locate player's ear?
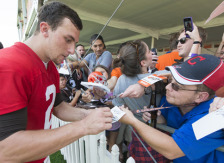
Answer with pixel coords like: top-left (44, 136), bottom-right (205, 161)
top-left (39, 22), bottom-right (50, 37)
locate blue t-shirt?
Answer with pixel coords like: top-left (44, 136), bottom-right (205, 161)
top-left (160, 97), bottom-right (224, 163)
top-left (84, 50), bottom-right (112, 74)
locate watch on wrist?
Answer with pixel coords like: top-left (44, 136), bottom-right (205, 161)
top-left (144, 86), bottom-right (151, 95)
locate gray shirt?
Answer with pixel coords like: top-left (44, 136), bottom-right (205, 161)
top-left (112, 73), bottom-right (152, 121)
top-left (84, 51), bottom-right (112, 74)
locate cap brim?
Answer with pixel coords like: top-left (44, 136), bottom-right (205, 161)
top-left (166, 66), bottom-right (203, 85)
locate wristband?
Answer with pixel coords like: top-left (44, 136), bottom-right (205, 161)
top-left (193, 41), bottom-right (202, 47)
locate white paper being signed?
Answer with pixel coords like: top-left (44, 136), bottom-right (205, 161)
top-left (192, 106), bottom-right (224, 140)
top-left (111, 106), bottom-right (126, 123)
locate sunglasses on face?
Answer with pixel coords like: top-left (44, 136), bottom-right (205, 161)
top-left (170, 82), bottom-right (199, 92)
top-left (176, 37), bottom-right (188, 45)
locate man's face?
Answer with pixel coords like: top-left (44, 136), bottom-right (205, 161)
top-left (60, 76), bottom-right (67, 89)
top-left (177, 32), bottom-right (194, 59)
top-left (165, 77), bottom-right (199, 106)
top-left (76, 45), bottom-right (85, 57)
top-left (91, 39), bottom-right (105, 57)
top-left (46, 18), bottom-right (80, 65)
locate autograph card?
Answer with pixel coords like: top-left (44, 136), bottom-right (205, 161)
top-left (111, 106), bottom-right (126, 123)
top-left (138, 74), bottom-right (167, 87)
top-left (192, 106), bottom-right (224, 140)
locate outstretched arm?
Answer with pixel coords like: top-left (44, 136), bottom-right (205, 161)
top-left (119, 107), bottom-right (184, 160)
top-left (0, 107), bottom-right (112, 162)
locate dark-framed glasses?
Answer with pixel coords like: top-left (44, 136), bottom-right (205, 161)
top-left (176, 37), bottom-right (188, 45)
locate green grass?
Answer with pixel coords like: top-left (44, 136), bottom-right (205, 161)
top-left (50, 151), bottom-right (66, 163)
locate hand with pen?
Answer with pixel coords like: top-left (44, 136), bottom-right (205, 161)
top-left (142, 110), bottom-right (165, 124)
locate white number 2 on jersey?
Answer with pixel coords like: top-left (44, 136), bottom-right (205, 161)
top-left (44, 84), bottom-right (56, 129)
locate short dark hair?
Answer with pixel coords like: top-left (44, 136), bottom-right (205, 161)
top-left (76, 44), bottom-right (84, 48)
top-left (169, 33), bottom-right (179, 50)
top-left (90, 34), bottom-right (106, 49)
top-left (59, 73), bottom-right (66, 79)
top-left (197, 84), bottom-right (215, 100)
top-left (35, 1), bottom-right (83, 34)
top-left (118, 40), bottom-right (147, 77)
top-left (0, 42), bottom-right (3, 49)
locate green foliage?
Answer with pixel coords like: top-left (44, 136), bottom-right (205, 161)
top-left (50, 151), bottom-right (66, 163)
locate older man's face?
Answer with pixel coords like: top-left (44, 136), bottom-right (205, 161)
top-left (165, 77), bottom-right (199, 106)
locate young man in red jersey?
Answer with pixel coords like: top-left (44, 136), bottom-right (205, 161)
top-left (0, 2), bottom-right (112, 163)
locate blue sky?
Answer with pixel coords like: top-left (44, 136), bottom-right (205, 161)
top-left (0, 0), bottom-right (19, 48)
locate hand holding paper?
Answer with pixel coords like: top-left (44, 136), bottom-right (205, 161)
top-left (192, 106), bottom-right (224, 140)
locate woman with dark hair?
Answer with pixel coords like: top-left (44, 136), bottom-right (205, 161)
top-left (113, 40), bottom-right (153, 119)
top-left (112, 40), bottom-right (168, 162)
top-left (112, 40), bottom-right (152, 160)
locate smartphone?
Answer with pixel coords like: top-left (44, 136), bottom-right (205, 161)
top-left (151, 48), bottom-right (157, 55)
top-left (184, 17), bottom-right (193, 32)
top-left (151, 48), bottom-right (157, 61)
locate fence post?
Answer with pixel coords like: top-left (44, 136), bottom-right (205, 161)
top-left (78, 137), bottom-right (85, 163)
top-left (99, 134), bottom-right (107, 163)
top-left (126, 157), bottom-right (136, 163)
top-left (111, 144), bottom-right (120, 163)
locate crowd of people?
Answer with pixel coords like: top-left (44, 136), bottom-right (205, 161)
top-left (0, 1), bottom-right (224, 163)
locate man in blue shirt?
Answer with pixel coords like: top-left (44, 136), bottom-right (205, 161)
top-left (119, 54), bottom-right (224, 162)
top-left (70, 34), bottom-right (112, 74)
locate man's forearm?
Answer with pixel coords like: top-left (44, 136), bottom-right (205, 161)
top-left (53, 101), bottom-right (89, 122)
top-left (131, 119), bottom-right (184, 160)
top-left (0, 121), bottom-right (86, 163)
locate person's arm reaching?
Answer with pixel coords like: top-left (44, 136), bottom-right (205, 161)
top-left (69, 90), bottom-right (81, 106)
top-left (70, 59), bottom-right (88, 69)
top-left (186, 23), bottom-right (202, 59)
top-left (119, 83), bottom-right (145, 98)
top-left (0, 107), bottom-right (112, 162)
top-left (119, 107), bottom-right (184, 160)
top-left (107, 76), bottom-right (118, 91)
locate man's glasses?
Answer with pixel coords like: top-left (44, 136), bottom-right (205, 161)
top-left (170, 82), bottom-right (199, 92)
top-left (176, 37), bottom-right (188, 45)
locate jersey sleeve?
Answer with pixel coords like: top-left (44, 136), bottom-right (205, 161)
top-left (0, 66), bottom-right (29, 115)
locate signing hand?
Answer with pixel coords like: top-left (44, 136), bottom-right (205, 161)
top-left (82, 107), bottom-right (113, 135)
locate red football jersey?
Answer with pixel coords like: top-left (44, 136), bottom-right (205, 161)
top-left (0, 42), bottom-right (60, 163)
